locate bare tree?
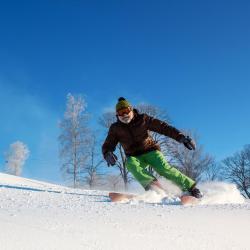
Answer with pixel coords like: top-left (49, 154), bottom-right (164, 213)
top-left (204, 161), bottom-right (222, 181)
top-left (166, 132), bottom-right (215, 183)
top-left (222, 145), bottom-right (250, 198)
top-left (83, 134), bottom-right (104, 189)
top-left (136, 104), bottom-right (217, 182)
top-left (5, 141), bottom-right (30, 176)
top-left (99, 111), bottom-right (132, 190)
top-left (59, 93), bottom-right (91, 188)
top-left (99, 111), bottom-right (117, 128)
top-left (105, 174), bottom-right (124, 191)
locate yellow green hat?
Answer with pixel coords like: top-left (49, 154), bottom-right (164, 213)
top-left (116, 97), bottom-right (132, 111)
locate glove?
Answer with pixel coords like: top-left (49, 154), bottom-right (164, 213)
top-left (104, 151), bottom-right (118, 167)
top-left (179, 135), bottom-right (196, 150)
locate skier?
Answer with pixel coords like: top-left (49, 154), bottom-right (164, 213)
top-left (102, 97), bottom-right (202, 198)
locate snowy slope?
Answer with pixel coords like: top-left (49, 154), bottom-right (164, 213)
top-left (0, 172), bottom-right (249, 250)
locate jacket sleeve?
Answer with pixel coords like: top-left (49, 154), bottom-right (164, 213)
top-left (145, 114), bottom-right (184, 142)
top-left (102, 124), bottom-right (118, 157)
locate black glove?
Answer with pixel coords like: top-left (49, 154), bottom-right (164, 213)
top-left (104, 151), bottom-right (118, 167)
top-left (179, 135), bottom-right (196, 150)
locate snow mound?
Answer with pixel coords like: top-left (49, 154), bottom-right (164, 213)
top-left (0, 172), bottom-right (63, 189)
top-left (123, 181), bottom-right (245, 205)
top-left (1, 172), bottom-right (250, 250)
top-left (199, 182), bottom-right (245, 205)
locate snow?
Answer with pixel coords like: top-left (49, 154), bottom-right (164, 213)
top-left (0, 173), bottom-right (250, 250)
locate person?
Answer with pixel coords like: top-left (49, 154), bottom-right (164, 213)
top-left (102, 97), bottom-right (202, 198)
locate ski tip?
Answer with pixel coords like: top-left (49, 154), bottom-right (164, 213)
top-left (108, 192), bottom-right (121, 202)
top-left (180, 195), bottom-right (199, 205)
top-left (108, 192), bottom-right (136, 202)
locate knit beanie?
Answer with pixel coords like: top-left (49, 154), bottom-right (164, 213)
top-left (115, 97), bottom-right (132, 112)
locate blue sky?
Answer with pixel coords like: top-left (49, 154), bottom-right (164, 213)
top-left (0, 0), bottom-right (249, 183)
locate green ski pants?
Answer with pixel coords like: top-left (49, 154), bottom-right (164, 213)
top-left (126, 150), bottom-right (195, 191)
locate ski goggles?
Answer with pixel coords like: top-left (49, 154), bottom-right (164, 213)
top-left (117, 107), bottom-right (132, 116)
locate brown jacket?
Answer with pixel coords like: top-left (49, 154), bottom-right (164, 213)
top-left (102, 109), bottom-right (184, 157)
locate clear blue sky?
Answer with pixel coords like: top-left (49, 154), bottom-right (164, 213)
top-left (0, 0), bottom-right (249, 183)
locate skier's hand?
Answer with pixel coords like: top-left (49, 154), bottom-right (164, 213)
top-left (104, 151), bottom-right (118, 167)
top-left (180, 135), bottom-right (196, 150)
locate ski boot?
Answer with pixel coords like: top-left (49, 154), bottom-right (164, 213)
top-left (189, 185), bottom-right (203, 199)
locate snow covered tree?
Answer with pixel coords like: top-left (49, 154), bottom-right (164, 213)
top-left (5, 141), bottom-right (30, 176)
top-left (223, 145), bottom-right (250, 198)
top-left (59, 93), bottom-right (91, 188)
